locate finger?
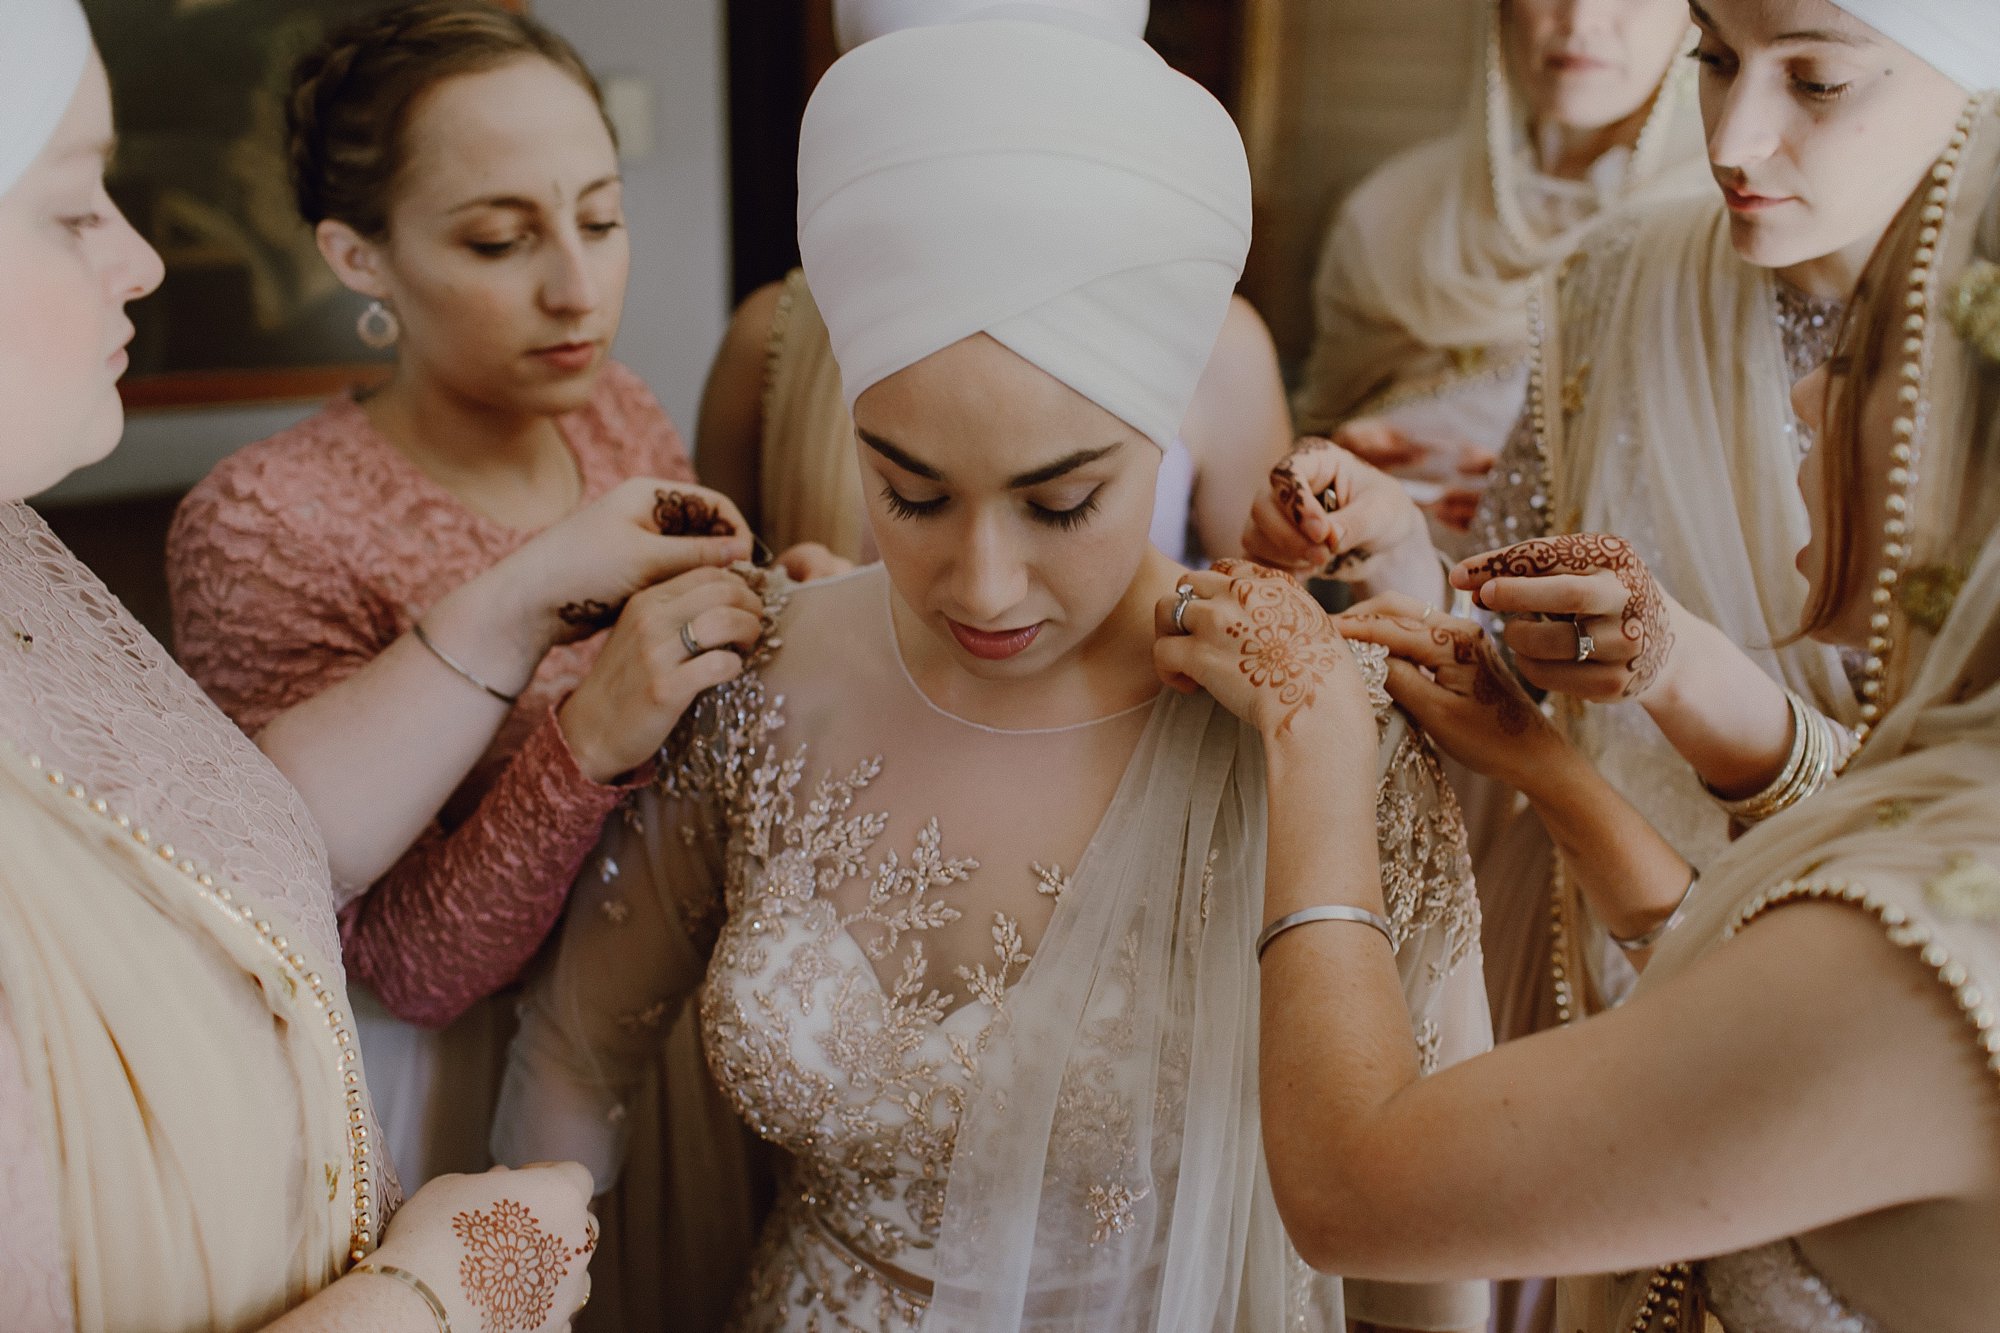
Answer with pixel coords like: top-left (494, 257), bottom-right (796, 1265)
top-left (1267, 460), bottom-right (1334, 545)
top-left (1244, 501), bottom-right (1328, 568)
top-left (1503, 616), bottom-right (1634, 666)
top-left (680, 606), bottom-right (764, 660)
top-left (1382, 656), bottom-right (1457, 719)
top-left (641, 531), bottom-right (755, 577)
top-left (1514, 657), bottom-right (1635, 702)
top-left (661, 646), bottom-right (746, 712)
top-left (518, 1159), bottom-right (597, 1207)
top-left (1341, 591), bottom-right (1435, 622)
top-left (1472, 571), bottom-right (1626, 618)
top-left (1335, 614), bottom-right (1464, 673)
top-left (1151, 631), bottom-right (1209, 695)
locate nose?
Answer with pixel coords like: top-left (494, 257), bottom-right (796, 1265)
top-left (109, 202), bottom-right (164, 304)
top-left (539, 230), bottom-right (601, 318)
top-left (1791, 363), bottom-right (1830, 437)
top-left (945, 508), bottom-right (1031, 625)
top-left (1707, 76), bottom-right (1782, 175)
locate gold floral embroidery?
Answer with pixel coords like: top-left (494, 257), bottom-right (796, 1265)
top-left (1927, 853), bottom-right (2000, 923)
top-left (1414, 1019), bottom-right (1442, 1076)
top-left (1086, 1182), bottom-right (1151, 1244)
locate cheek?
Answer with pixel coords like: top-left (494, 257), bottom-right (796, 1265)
top-left (0, 229), bottom-right (114, 496)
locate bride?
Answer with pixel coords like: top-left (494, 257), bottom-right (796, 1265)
top-left (492, 9), bottom-right (1486, 1332)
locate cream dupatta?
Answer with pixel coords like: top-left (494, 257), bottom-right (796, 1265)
top-left (1292, 4), bottom-right (1710, 438)
top-left (759, 269), bottom-right (868, 563)
top-left (1563, 95), bottom-right (2000, 1333)
top-left (0, 504), bottom-right (382, 1329)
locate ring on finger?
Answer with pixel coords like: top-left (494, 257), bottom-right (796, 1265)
top-left (679, 620), bottom-right (709, 658)
top-left (1171, 582), bottom-right (1200, 635)
top-left (1572, 622), bottom-right (1596, 663)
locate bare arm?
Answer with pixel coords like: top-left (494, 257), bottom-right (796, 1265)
top-left (694, 281), bottom-right (785, 534)
top-left (1182, 295), bottom-right (1293, 560)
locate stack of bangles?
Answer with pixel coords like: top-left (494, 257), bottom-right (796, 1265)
top-left (1707, 689), bottom-right (1859, 827)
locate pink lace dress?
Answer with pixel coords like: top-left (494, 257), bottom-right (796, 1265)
top-left (166, 361), bottom-right (695, 1184)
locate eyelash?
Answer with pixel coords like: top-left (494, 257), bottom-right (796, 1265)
top-left (1687, 46), bottom-right (1853, 102)
top-left (877, 485), bottom-right (1105, 530)
top-left (467, 220), bottom-right (623, 259)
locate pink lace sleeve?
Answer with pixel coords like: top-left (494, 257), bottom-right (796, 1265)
top-left (338, 707), bottom-right (643, 1028)
top-left (0, 991), bottom-right (73, 1332)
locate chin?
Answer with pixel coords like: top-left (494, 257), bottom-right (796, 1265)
top-left (1724, 213), bottom-right (1817, 273)
top-left (511, 372), bottom-right (602, 418)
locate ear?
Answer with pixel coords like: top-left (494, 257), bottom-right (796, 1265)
top-left (315, 219), bottom-right (392, 303)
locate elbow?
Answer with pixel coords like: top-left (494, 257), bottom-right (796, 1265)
top-left (1270, 1173), bottom-right (1373, 1275)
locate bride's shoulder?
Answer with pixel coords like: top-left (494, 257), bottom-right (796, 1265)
top-left (757, 562), bottom-right (890, 667)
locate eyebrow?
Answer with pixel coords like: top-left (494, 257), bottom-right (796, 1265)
top-left (447, 174), bottom-right (622, 216)
top-left (858, 428), bottom-right (1122, 489)
top-left (1688, 1), bottom-right (1868, 47)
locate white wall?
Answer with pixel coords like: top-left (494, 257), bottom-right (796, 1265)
top-left (42, 0), bottom-right (731, 505)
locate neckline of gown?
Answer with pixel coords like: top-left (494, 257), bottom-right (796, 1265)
top-left (876, 571), bottom-right (1162, 737)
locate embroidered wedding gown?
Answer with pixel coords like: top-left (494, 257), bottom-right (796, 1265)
top-left (494, 564), bottom-right (1490, 1332)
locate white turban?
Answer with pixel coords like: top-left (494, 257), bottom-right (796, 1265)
top-left (834, 0), bottom-right (1148, 52)
top-left (0, 0), bottom-right (91, 198)
top-left (798, 13), bottom-right (1250, 450)
top-left (1832, 0), bottom-right (2000, 91)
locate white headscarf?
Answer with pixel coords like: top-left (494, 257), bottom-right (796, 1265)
top-left (0, 0), bottom-right (91, 198)
top-left (833, 0), bottom-right (1148, 53)
top-left (797, 12), bottom-right (1250, 451)
top-left (1832, 0), bottom-right (2000, 92)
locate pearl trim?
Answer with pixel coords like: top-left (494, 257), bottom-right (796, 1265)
top-left (20, 752), bottom-right (378, 1264)
top-left (1856, 100), bottom-right (1982, 740)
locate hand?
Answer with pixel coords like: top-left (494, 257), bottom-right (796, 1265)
top-left (497, 478), bottom-right (755, 648)
top-left (1243, 436), bottom-right (1430, 581)
top-left (1337, 594), bottom-right (1570, 790)
top-left (557, 567), bottom-right (766, 783)
top-left (1451, 534), bottom-right (1685, 703)
top-left (364, 1162), bottom-right (597, 1333)
top-left (773, 541), bottom-right (854, 583)
top-left (1154, 559), bottom-right (1376, 745)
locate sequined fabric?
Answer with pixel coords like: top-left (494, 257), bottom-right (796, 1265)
top-left (1701, 1238), bottom-right (1887, 1331)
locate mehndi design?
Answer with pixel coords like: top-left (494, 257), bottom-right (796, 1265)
top-left (450, 1199), bottom-right (593, 1333)
top-left (1472, 533), bottom-right (1675, 696)
top-left (652, 488), bottom-right (737, 538)
top-left (1211, 559), bottom-right (1347, 737)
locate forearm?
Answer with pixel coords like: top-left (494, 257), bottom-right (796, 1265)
top-left (1520, 747), bottom-right (1693, 952)
top-left (1258, 738), bottom-right (1423, 1260)
top-left (257, 572), bottom-right (552, 893)
top-left (261, 1271), bottom-right (439, 1333)
top-left (342, 710), bottom-right (629, 1027)
top-left (1640, 614), bottom-right (1794, 799)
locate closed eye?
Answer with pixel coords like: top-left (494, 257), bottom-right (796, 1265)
top-left (1029, 487), bottom-right (1103, 531)
top-left (880, 484), bottom-right (948, 520)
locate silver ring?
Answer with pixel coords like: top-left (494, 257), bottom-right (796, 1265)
top-left (679, 620), bottom-right (707, 658)
top-left (1171, 582), bottom-right (1199, 635)
top-left (1573, 624), bottom-right (1596, 663)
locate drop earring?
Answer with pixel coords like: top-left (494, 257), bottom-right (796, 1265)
top-left (356, 299), bottom-right (401, 350)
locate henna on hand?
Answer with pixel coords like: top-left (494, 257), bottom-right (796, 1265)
top-left (1270, 456), bottom-right (1318, 536)
top-left (652, 488), bottom-right (736, 538)
top-left (1470, 534), bottom-right (1674, 697)
top-left (1210, 559), bottom-right (1347, 738)
top-left (556, 598), bottom-right (622, 635)
top-left (451, 1200), bottom-right (594, 1333)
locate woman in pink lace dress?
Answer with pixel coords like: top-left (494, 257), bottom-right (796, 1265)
top-left (166, 1), bottom-right (760, 1192)
top-left (0, 4), bottom-right (597, 1328)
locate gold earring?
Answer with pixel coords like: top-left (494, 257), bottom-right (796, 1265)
top-left (356, 300), bottom-right (400, 350)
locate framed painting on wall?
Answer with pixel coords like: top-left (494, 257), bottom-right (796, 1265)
top-left (87, 0), bottom-right (519, 410)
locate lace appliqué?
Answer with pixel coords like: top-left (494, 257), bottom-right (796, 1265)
top-left (1701, 1239), bottom-right (1885, 1333)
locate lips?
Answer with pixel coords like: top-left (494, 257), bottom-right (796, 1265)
top-left (529, 340), bottom-right (600, 372)
top-left (946, 617), bottom-right (1042, 661)
top-left (1721, 184), bottom-right (1795, 213)
top-left (1546, 53), bottom-right (1612, 73)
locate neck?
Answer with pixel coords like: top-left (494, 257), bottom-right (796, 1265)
top-left (1775, 225), bottom-right (1886, 302)
top-left (366, 364), bottom-right (557, 478)
top-left (893, 548), bottom-right (1177, 732)
top-left (1532, 95), bottom-right (1654, 182)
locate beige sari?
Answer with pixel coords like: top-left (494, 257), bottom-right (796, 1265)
top-left (1565, 96), bottom-right (2000, 1333)
top-left (0, 502), bottom-right (387, 1329)
top-left (1292, 5), bottom-right (1710, 453)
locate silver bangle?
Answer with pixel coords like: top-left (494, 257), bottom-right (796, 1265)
top-left (1256, 905), bottom-right (1396, 961)
top-left (351, 1262), bottom-right (453, 1333)
top-left (1610, 867), bottom-right (1699, 953)
top-left (411, 621), bottom-right (521, 705)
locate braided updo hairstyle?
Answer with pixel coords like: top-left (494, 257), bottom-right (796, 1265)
top-left (288, 0), bottom-right (614, 239)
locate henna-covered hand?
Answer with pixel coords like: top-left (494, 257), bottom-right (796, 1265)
top-left (652, 487), bottom-right (737, 538)
top-left (1452, 533), bottom-right (1681, 702)
top-left (1155, 558), bottom-right (1375, 743)
top-left (1338, 593), bottom-right (1570, 790)
top-left (555, 598), bottom-right (621, 636)
top-left (1243, 436), bottom-right (1430, 583)
top-left (362, 1162), bottom-right (597, 1333)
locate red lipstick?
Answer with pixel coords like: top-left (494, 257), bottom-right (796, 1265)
top-left (947, 618), bottom-right (1042, 661)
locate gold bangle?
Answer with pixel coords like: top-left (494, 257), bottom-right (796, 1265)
top-left (351, 1263), bottom-right (453, 1333)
